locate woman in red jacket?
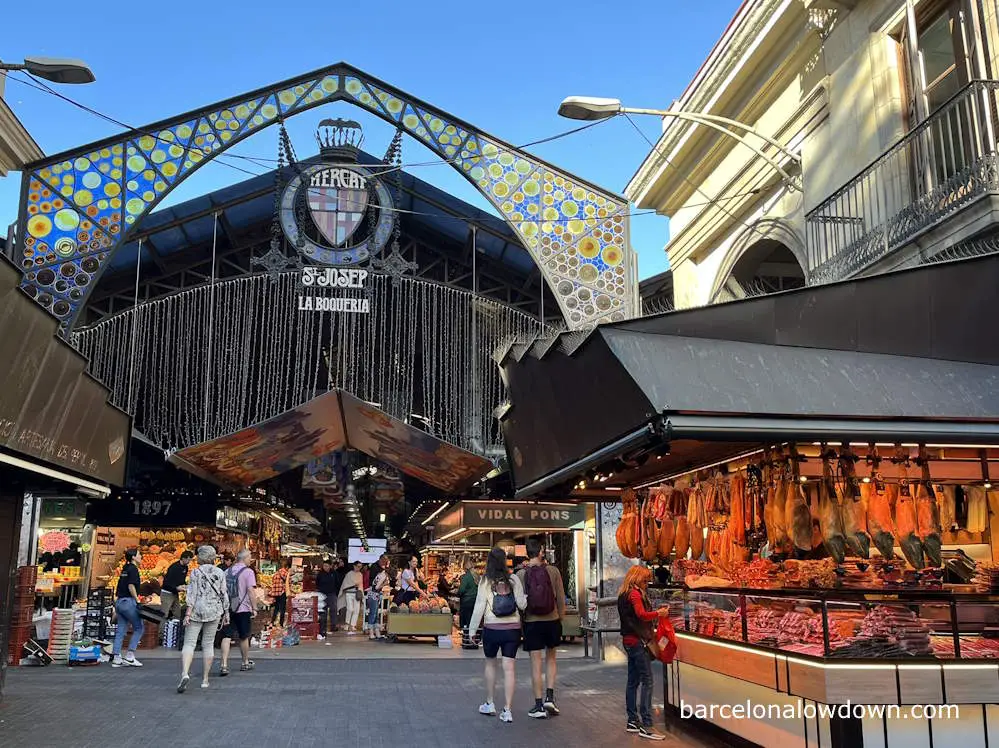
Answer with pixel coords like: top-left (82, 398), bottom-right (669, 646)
top-left (617, 565), bottom-right (669, 740)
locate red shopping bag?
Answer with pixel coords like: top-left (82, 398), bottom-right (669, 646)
top-left (647, 616), bottom-right (677, 664)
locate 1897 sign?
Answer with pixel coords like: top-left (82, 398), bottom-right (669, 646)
top-left (86, 494), bottom-right (217, 528)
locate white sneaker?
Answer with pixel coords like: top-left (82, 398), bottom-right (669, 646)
top-left (479, 701), bottom-right (497, 716)
top-left (500, 708), bottom-right (514, 723)
top-left (111, 655), bottom-right (124, 668)
top-left (316, 634), bottom-right (326, 640)
top-left (123, 654), bottom-right (143, 667)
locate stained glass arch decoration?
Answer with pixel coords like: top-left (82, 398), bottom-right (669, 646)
top-left (13, 63), bottom-right (637, 333)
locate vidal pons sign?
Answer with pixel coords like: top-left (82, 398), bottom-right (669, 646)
top-left (279, 119), bottom-right (395, 314)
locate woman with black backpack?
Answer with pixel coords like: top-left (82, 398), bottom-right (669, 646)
top-left (468, 546), bottom-right (527, 724)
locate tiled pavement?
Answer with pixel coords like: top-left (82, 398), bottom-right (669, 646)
top-left (0, 656), bottom-right (724, 748)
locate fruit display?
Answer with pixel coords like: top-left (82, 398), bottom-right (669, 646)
top-left (389, 597), bottom-right (450, 615)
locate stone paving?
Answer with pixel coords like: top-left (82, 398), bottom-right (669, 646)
top-left (0, 655), bottom-right (724, 748)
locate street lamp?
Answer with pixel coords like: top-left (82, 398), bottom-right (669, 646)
top-left (558, 95), bottom-right (801, 192)
top-left (0, 56), bottom-right (96, 84)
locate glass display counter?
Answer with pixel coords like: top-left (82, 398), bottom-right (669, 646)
top-left (665, 587), bottom-right (999, 661)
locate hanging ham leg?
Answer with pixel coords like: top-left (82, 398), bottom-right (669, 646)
top-left (642, 497), bottom-right (659, 563)
top-left (915, 482), bottom-right (942, 567)
top-left (617, 489), bottom-right (640, 558)
top-left (819, 463), bottom-right (847, 564)
top-left (865, 483), bottom-right (896, 560)
top-left (730, 473), bottom-right (747, 548)
top-left (933, 485), bottom-right (956, 531)
top-left (839, 485), bottom-right (871, 559)
top-left (785, 481), bottom-right (813, 553)
top-left (687, 485), bottom-right (706, 560)
top-left (763, 483), bottom-right (776, 548)
top-left (658, 510), bottom-right (675, 560)
top-left (771, 479), bottom-right (790, 553)
top-left (674, 515), bottom-right (690, 560)
top-left (837, 458), bottom-right (871, 559)
top-left (895, 484), bottom-right (925, 570)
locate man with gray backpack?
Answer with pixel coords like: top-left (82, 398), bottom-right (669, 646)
top-left (517, 537), bottom-right (566, 719)
top-left (219, 549), bottom-right (257, 676)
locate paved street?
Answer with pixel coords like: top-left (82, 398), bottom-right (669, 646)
top-left (0, 656), bottom-right (722, 748)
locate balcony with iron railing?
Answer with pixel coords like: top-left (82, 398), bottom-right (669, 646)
top-left (805, 80), bottom-right (999, 284)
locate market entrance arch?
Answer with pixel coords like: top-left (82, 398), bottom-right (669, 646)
top-left (13, 63), bottom-right (636, 333)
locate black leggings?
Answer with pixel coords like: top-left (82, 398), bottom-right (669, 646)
top-left (272, 594), bottom-right (287, 625)
top-left (459, 602), bottom-right (474, 631)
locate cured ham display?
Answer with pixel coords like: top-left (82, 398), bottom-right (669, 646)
top-left (786, 480), bottom-right (813, 553)
top-left (864, 482), bottom-right (896, 560)
top-left (818, 462), bottom-right (847, 564)
top-left (894, 483), bottom-right (925, 570)
top-left (914, 482), bottom-right (942, 567)
top-left (616, 489), bottom-right (640, 558)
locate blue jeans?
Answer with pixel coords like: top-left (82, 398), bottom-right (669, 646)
top-left (625, 642), bottom-right (653, 726)
top-left (113, 598), bottom-right (144, 656)
top-left (366, 594), bottom-right (380, 627)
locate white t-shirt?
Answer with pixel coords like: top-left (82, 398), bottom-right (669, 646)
top-left (401, 568), bottom-right (417, 591)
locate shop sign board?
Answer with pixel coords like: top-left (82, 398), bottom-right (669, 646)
top-left (40, 497), bottom-right (87, 522)
top-left (86, 494), bottom-right (217, 527)
top-left (215, 506), bottom-right (253, 534)
top-left (298, 267), bottom-right (370, 313)
top-left (443, 501), bottom-right (585, 532)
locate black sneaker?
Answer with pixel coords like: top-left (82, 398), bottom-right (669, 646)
top-left (626, 721), bottom-right (640, 733)
top-left (638, 725), bottom-right (666, 741)
top-left (543, 696), bottom-right (560, 715)
top-left (527, 704), bottom-right (548, 719)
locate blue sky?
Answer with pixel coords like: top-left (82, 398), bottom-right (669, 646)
top-left (1, 0), bottom-right (741, 280)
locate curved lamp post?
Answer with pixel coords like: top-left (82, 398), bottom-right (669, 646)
top-left (558, 96), bottom-right (802, 192)
top-left (0, 56), bottom-right (96, 84)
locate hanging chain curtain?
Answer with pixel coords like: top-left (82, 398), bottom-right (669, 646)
top-left (72, 272), bottom-right (542, 456)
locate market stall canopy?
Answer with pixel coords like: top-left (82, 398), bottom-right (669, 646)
top-left (500, 253), bottom-right (999, 497)
top-left (169, 389), bottom-right (493, 492)
top-left (0, 255), bottom-right (131, 486)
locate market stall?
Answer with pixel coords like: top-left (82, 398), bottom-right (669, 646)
top-left (432, 500), bottom-right (589, 637)
top-left (83, 494), bottom-right (267, 647)
top-left (497, 255), bottom-right (999, 748)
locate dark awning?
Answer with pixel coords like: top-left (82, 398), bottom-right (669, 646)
top-left (170, 390), bottom-right (492, 492)
top-left (0, 257), bottom-right (131, 486)
top-left (500, 254), bottom-right (999, 496)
